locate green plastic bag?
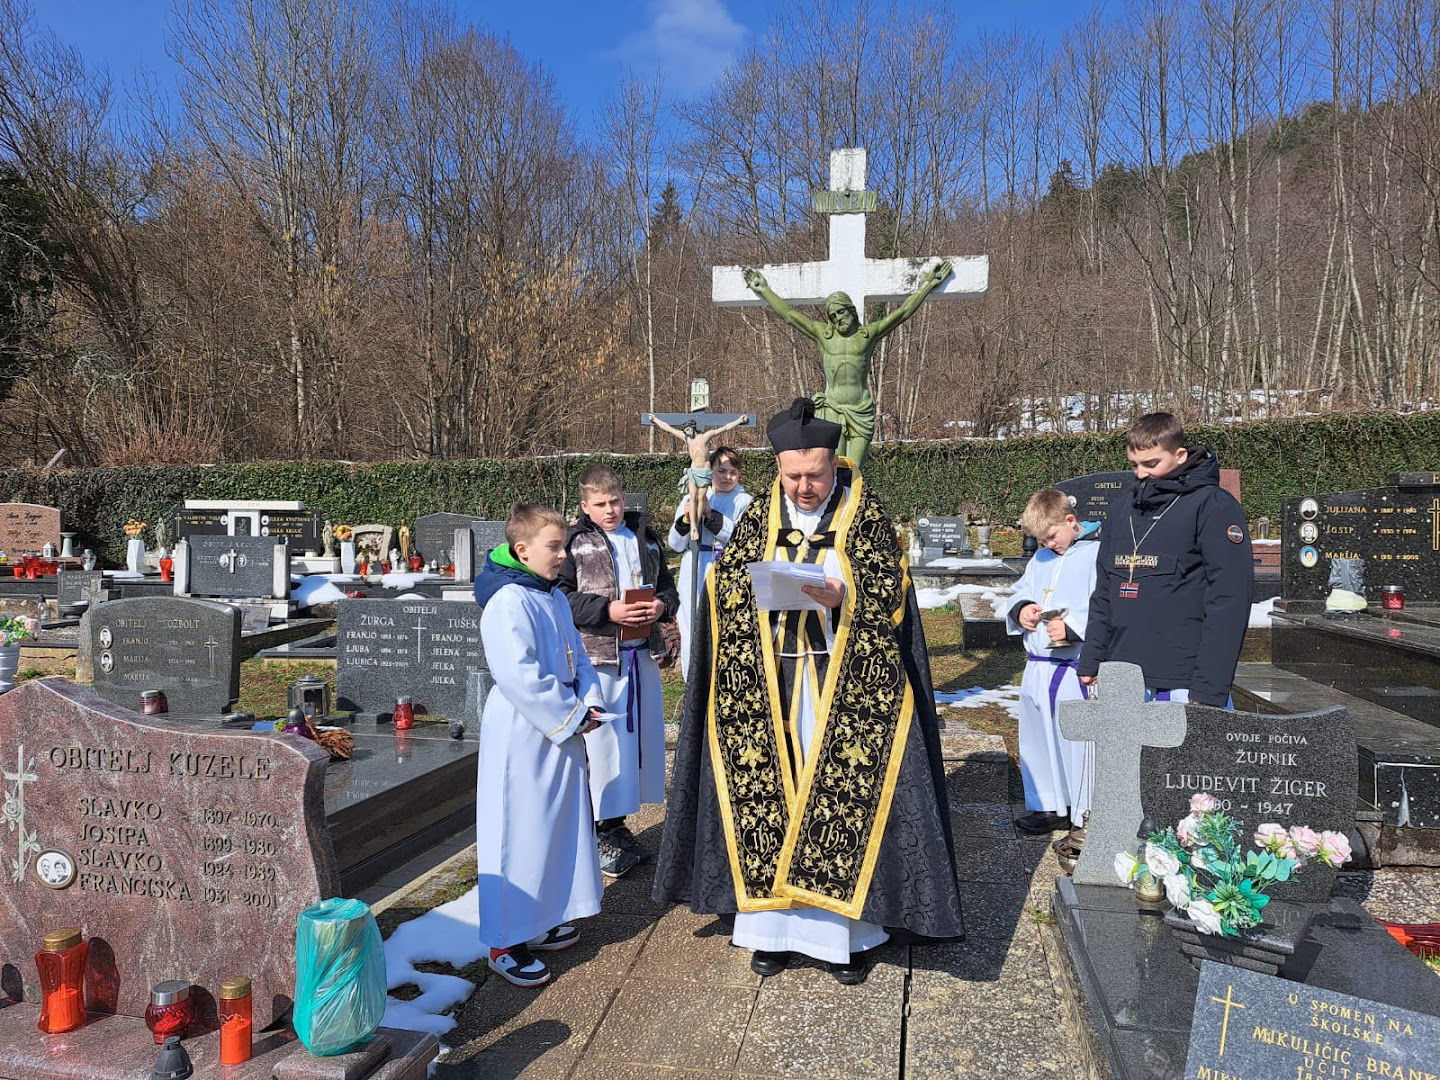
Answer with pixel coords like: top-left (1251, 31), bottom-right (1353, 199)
top-left (293, 897), bottom-right (386, 1055)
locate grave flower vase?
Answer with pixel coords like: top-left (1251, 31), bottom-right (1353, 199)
top-left (340, 541), bottom-right (356, 575)
top-left (1163, 902), bottom-right (1316, 978)
top-left (126, 537), bottom-right (145, 574)
top-left (0, 644), bottom-right (19, 693)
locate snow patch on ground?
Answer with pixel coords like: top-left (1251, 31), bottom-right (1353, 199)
top-left (925, 557), bottom-right (1008, 570)
top-left (382, 886), bottom-right (484, 1036)
top-left (1249, 596), bottom-right (1277, 627)
top-left (916, 582), bottom-right (1014, 619)
top-left (938, 683), bottom-right (1022, 720)
top-left (292, 576), bottom-right (348, 607)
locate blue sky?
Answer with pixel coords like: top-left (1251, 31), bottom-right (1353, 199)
top-left (34, 0), bottom-right (1079, 132)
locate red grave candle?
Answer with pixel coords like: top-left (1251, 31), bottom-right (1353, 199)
top-left (35, 928), bottom-right (88, 1034)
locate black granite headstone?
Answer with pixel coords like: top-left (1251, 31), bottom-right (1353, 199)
top-left (1186, 962), bottom-right (1440, 1076)
top-left (187, 535), bottom-right (289, 599)
top-left (469, 520), bottom-right (508, 559)
top-left (175, 508), bottom-right (320, 550)
top-left (88, 596), bottom-right (242, 717)
top-left (57, 570), bottom-right (107, 608)
top-left (1141, 704), bottom-right (1357, 903)
top-left (624, 492), bottom-right (648, 513)
top-left (916, 516), bottom-right (971, 562)
top-left (335, 598), bottom-right (487, 721)
top-left (1056, 471), bottom-right (1132, 530)
top-left (1282, 474), bottom-right (1440, 603)
top-left (413, 513), bottom-right (481, 563)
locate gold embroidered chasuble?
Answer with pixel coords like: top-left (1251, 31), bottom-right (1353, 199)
top-left (705, 466), bottom-right (915, 919)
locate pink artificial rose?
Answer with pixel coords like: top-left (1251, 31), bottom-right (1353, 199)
top-left (21, 617), bottom-right (39, 634)
top-left (1288, 825), bottom-right (1320, 858)
top-left (1189, 792), bottom-right (1218, 814)
top-left (1254, 823), bottom-right (1292, 854)
top-left (1317, 830), bottom-right (1352, 868)
top-left (1176, 813), bottom-right (1201, 848)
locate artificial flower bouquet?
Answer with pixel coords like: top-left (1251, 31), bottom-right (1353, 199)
top-left (122, 518), bottom-right (147, 538)
top-left (0, 616), bottom-right (38, 648)
top-left (333, 524), bottom-right (354, 542)
top-left (1116, 792), bottom-right (1352, 937)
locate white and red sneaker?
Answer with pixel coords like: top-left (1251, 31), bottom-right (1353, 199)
top-left (526, 925), bottom-right (580, 952)
top-left (488, 944), bottom-right (551, 988)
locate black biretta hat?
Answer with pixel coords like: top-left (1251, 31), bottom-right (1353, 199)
top-left (767, 398), bottom-right (842, 453)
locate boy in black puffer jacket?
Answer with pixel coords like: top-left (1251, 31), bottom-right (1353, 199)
top-left (1077, 412), bottom-right (1251, 707)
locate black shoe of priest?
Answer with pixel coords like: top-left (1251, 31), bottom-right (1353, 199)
top-left (1014, 811), bottom-right (1071, 835)
top-left (830, 958), bottom-right (869, 986)
top-left (750, 950), bottom-right (790, 977)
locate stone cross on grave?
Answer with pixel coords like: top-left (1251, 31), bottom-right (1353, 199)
top-left (1059, 662), bottom-right (1188, 887)
top-left (711, 149), bottom-right (989, 315)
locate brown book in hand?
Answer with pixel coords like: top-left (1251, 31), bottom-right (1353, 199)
top-left (620, 585), bottom-right (656, 641)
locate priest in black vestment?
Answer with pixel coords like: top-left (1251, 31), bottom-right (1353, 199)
top-left (653, 399), bottom-right (964, 985)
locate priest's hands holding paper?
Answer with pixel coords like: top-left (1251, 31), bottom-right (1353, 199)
top-left (799, 577), bottom-right (846, 609)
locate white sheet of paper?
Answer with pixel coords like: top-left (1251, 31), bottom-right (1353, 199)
top-left (746, 560), bottom-right (828, 611)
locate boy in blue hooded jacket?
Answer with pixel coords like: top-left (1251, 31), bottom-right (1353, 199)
top-left (472, 502), bottom-right (610, 989)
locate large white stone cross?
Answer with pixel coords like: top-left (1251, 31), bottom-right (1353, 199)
top-left (711, 148), bottom-right (989, 312)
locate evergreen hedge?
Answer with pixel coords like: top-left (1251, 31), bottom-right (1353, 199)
top-left (2, 411), bottom-right (1435, 564)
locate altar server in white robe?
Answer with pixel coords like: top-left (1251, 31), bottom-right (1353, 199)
top-left (474, 503), bottom-right (609, 988)
top-left (668, 446), bottom-right (752, 679)
top-left (1006, 489), bottom-right (1102, 838)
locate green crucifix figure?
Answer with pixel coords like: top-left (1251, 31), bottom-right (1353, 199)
top-left (741, 260), bottom-right (951, 466)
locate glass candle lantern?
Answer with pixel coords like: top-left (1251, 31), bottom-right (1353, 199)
top-left (393, 697), bottom-right (415, 730)
top-left (218, 976), bottom-right (253, 1065)
top-left (35, 928), bottom-right (88, 1034)
top-left (144, 981), bottom-right (193, 1044)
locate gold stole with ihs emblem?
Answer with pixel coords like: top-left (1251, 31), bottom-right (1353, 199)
top-left (704, 465), bottom-right (914, 918)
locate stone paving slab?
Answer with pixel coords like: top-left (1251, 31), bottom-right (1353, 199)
top-left (586, 982), bottom-right (756, 1071)
top-left (735, 989), bottom-right (901, 1078)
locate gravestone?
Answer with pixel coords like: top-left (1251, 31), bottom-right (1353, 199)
top-left (624, 492), bottom-right (648, 514)
top-left (88, 597), bottom-right (241, 717)
top-left (57, 570), bottom-right (109, 609)
top-left (350, 523), bottom-right (393, 564)
top-left (1059, 663), bottom-right (1188, 885)
top-left (1282, 473), bottom-right (1440, 605)
top-left (0, 502), bottom-right (61, 555)
top-left (413, 513), bottom-right (479, 564)
top-left (451, 527), bottom-right (474, 582)
top-left (1186, 963), bottom-right (1440, 1076)
top-left (1142, 704), bottom-right (1356, 902)
top-left (175, 499), bottom-right (322, 552)
top-left (1056, 472), bottom-right (1132, 529)
top-left (915, 516), bottom-right (971, 562)
top-left (185, 535), bottom-right (289, 599)
top-left (336, 598), bottom-right (487, 721)
top-left (469, 519), bottom-right (508, 560)
top-left (0, 678), bottom-right (336, 1028)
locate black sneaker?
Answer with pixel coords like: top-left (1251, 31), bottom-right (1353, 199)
top-left (489, 944), bottom-right (551, 988)
top-left (526, 925), bottom-right (580, 952)
top-left (606, 823), bottom-right (650, 862)
top-left (598, 835), bottom-right (641, 879)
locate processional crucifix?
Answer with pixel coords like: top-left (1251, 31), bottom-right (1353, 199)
top-left (711, 148), bottom-right (989, 467)
top-left (642, 379), bottom-right (754, 620)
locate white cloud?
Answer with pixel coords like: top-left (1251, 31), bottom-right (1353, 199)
top-left (616, 0), bottom-right (747, 95)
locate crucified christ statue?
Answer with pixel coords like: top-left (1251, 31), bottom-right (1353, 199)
top-left (647, 412), bottom-right (751, 533)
